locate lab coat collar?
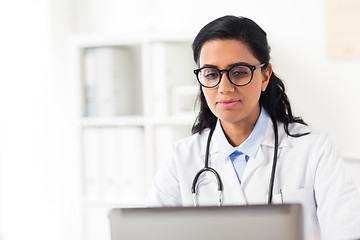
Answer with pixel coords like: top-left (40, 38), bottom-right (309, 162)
top-left (261, 120), bottom-right (289, 148)
top-left (200, 119), bottom-right (290, 158)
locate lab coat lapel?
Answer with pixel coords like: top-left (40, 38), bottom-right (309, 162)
top-left (241, 121), bottom-right (289, 187)
top-left (261, 121), bottom-right (289, 148)
top-left (220, 157), bottom-right (248, 204)
top-left (214, 152), bottom-right (247, 203)
top-left (204, 129), bottom-right (248, 205)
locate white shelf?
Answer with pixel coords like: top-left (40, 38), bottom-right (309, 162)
top-left (80, 116), bottom-right (146, 127)
top-left (80, 115), bottom-right (196, 128)
top-left (152, 115), bottom-right (196, 126)
top-left (73, 34), bottom-right (197, 240)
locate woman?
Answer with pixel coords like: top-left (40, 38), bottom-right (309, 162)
top-left (148, 15), bottom-right (360, 240)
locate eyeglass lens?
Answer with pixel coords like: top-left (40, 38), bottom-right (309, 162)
top-left (197, 65), bottom-right (252, 87)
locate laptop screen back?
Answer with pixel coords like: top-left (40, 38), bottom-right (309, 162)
top-left (108, 204), bottom-right (303, 240)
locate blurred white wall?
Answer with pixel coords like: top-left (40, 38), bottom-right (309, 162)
top-left (0, 1), bottom-right (80, 240)
top-left (0, 0), bottom-right (359, 240)
top-left (72, 0), bottom-right (360, 158)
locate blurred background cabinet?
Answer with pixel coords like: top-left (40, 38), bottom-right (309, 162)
top-left (71, 35), bottom-right (198, 240)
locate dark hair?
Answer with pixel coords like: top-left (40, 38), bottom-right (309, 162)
top-left (191, 15), bottom-right (307, 136)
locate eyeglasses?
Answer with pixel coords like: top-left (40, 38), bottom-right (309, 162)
top-left (194, 63), bottom-right (265, 88)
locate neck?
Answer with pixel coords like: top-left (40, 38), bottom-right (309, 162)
top-left (220, 107), bottom-right (261, 147)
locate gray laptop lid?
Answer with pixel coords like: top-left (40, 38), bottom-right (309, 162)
top-left (108, 204), bottom-right (303, 240)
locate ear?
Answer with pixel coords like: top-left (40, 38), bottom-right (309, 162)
top-left (261, 64), bottom-right (272, 92)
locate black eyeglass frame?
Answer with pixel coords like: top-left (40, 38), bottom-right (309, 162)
top-left (193, 63), bottom-right (265, 88)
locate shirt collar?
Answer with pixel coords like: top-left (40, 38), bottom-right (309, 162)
top-left (213, 106), bottom-right (269, 161)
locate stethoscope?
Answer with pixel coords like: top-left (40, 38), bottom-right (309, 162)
top-left (191, 117), bottom-right (279, 207)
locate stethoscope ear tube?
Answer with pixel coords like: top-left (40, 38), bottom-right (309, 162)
top-left (191, 127), bottom-right (215, 194)
top-left (191, 167), bottom-right (223, 194)
top-left (191, 128), bottom-right (223, 195)
top-left (191, 166), bottom-right (223, 206)
top-left (191, 128), bottom-right (223, 206)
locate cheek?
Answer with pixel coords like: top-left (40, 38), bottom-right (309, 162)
top-left (242, 79), bottom-right (263, 100)
top-left (202, 88), bottom-right (216, 107)
top-left (251, 76), bottom-right (265, 93)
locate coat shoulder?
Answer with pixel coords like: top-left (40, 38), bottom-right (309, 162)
top-left (173, 128), bottom-right (210, 152)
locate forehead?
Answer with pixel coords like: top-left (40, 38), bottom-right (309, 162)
top-left (199, 39), bottom-right (258, 67)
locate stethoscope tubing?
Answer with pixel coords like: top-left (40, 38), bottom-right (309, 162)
top-left (267, 116), bottom-right (279, 204)
top-left (191, 127), bottom-right (222, 194)
top-left (191, 117), bottom-right (279, 206)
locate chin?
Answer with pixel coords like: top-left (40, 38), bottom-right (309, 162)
top-left (218, 114), bottom-right (244, 123)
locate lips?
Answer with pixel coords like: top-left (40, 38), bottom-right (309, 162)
top-left (217, 99), bottom-right (239, 109)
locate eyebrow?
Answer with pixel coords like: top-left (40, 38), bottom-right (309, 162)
top-left (201, 62), bottom-right (251, 69)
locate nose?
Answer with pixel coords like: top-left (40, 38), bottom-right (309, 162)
top-left (217, 72), bottom-right (234, 93)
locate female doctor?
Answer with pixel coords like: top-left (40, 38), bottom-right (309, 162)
top-left (148, 16), bottom-right (360, 240)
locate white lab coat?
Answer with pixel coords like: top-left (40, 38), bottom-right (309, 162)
top-left (148, 120), bottom-right (360, 240)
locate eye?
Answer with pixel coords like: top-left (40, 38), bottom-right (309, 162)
top-left (230, 66), bottom-right (250, 78)
top-left (233, 70), bottom-right (248, 76)
top-left (202, 68), bottom-right (219, 80)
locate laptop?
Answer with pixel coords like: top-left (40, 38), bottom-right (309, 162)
top-left (108, 204), bottom-right (303, 240)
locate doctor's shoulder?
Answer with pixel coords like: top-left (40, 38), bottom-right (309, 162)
top-left (285, 121), bottom-right (342, 162)
top-left (286, 121), bottom-right (335, 145)
top-left (286, 123), bottom-right (360, 240)
top-left (171, 128), bottom-right (211, 158)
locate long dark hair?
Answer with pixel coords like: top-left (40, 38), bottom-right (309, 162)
top-left (191, 15), bottom-right (307, 136)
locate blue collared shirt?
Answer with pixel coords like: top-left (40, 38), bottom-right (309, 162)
top-left (213, 106), bottom-right (270, 183)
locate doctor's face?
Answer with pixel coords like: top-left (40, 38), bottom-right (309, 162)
top-left (199, 39), bottom-right (271, 128)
